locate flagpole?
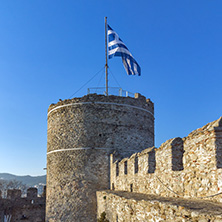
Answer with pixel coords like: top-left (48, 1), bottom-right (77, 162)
top-left (105, 17), bottom-right (108, 96)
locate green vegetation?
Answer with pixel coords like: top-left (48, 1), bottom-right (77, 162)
top-left (97, 212), bottom-right (109, 222)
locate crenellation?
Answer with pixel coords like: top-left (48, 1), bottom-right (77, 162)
top-left (0, 188), bottom-right (45, 222)
top-left (118, 158), bottom-right (127, 177)
top-left (46, 92), bottom-right (222, 221)
top-left (48, 94), bottom-right (154, 116)
top-left (110, 116), bottom-right (222, 202)
top-left (0, 188), bottom-right (45, 200)
top-left (7, 189), bottom-right (21, 200)
top-left (27, 187), bottom-right (38, 199)
top-left (138, 152), bottom-right (147, 176)
top-left (98, 117), bottom-right (222, 221)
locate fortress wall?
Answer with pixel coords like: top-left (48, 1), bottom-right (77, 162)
top-left (111, 117), bottom-right (222, 202)
top-left (7, 189), bottom-right (22, 199)
top-left (97, 191), bottom-right (222, 222)
top-left (0, 188), bottom-right (45, 222)
top-left (46, 93), bottom-right (154, 222)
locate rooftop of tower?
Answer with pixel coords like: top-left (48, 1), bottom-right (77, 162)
top-left (48, 93), bottom-right (154, 114)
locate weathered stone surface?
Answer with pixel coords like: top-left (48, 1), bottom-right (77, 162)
top-left (111, 117), bottom-right (222, 203)
top-left (0, 188), bottom-right (45, 222)
top-left (46, 94), bottom-right (154, 222)
top-left (97, 191), bottom-right (222, 222)
top-left (46, 92), bottom-right (222, 221)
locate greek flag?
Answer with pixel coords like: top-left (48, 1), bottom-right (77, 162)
top-left (108, 25), bottom-right (141, 76)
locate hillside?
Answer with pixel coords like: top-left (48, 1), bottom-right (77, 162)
top-left (0, 173), bottom-right (46, 187)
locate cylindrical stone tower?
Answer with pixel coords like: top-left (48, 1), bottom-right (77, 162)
top-left (46, 93), bottom-right (154, 222)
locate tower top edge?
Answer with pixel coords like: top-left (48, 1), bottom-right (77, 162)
top-left (48, 93), bottom-right (153, 113)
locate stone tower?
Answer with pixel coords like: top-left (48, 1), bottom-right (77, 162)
top-left (46, 93), bottom-right (154, 222)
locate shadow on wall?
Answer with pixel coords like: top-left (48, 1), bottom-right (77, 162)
top-left (147, 137), bottom-right (185, 174)
top-left (215, 120), bottom-right (222, 169)
top-left (216, 144), bottom-right (222, 169)
top-left (148, 149), bottom-right (156, 173)
top-left (171, 137), bottom-right (184, 171)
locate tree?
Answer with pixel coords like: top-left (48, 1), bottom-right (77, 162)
top-left (0, 179), bottom-right (28, 198)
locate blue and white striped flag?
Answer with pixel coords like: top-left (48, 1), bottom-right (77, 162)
top-left (108, 25), bottom-right (141, 76)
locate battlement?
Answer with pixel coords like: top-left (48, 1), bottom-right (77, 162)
top-left (27, 187), bottom-right (38, 199)
top-left (0, 187), bottom-right (46, 222)
top-left (0, 187), bottom-right (45, 200)
top-left (46, 91), bottom-right (222, 221)
top-left (48, 93), bottom-right (154, 115)
top-left (111, 117), bottom-right (222, 202)
top-left (7, 189), bottom-right (22, 199)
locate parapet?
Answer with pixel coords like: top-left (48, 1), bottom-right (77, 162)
top-left (48, 93), bottom-right (154, 115)
top-left (27, 187), bottom-right (38, 199)
top-left (4, 187), bottom-right (43, 200)
top-left (185, 116), bottom-right (222, 139)
top-left (0, 187), bottom-right (45, 222)
top-left (111, 117), bottom-right (222, 202)
top-left (7, 189), bottom-right (22, 199)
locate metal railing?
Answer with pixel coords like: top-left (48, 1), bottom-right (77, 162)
top-left (87, 87), bottom-right (134, 97)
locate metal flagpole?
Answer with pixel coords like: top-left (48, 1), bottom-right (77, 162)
top-left (105, 17), bottom-right (108, 96)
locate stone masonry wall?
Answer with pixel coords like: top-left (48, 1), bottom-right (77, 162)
top-left (47, 93), bottom-right (154, 158)
top-left (0, 188), bottom-right (45, 222)
top-left (46, 93), bottom-right (154, 222)
top-left (111, 117), bottom-right (222, 203)
top-left (97, 191), bottom-right (222, 222)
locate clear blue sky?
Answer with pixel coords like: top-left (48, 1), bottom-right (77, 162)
top-left (0, 1), bottom-right (221, 176)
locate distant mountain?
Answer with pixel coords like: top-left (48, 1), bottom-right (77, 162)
top-left (0, 173), bottom-right (46, 187)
